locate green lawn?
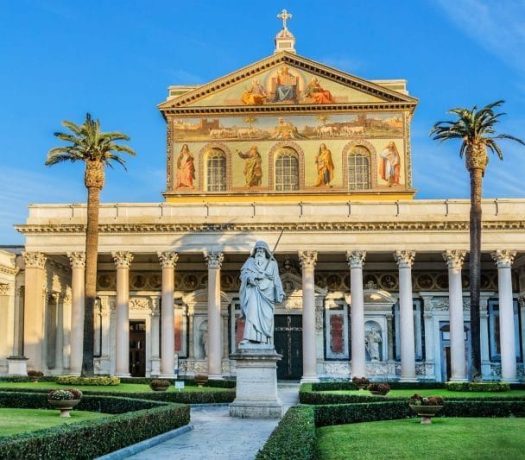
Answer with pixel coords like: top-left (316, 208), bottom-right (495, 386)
top-left (317, 418), bottom-right (525, 459)
top-left (322, 389), bottom-right (525, 398)
top-left (0, 408), bottom-right (107, 437)
top-left (0, 382), bottom-right (229, 393)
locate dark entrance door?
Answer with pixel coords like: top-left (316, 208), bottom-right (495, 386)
top-left (274, 315), bottom-right (303, 380)
top-left (129, 320), bottom-right (146, 377)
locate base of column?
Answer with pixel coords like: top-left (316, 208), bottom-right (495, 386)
top-left (150, 358), bottom-right (161, 377)
top-left (7, 356), bottom-right (28, 376)
top-left (160, 373), bottom-right (176, 379)
top-left (116, 372), bottom-right (131, 378)
top-left (501, 377), bottom-right (519, 384)
top-left (448, 378), bottom-right (468, 383)
top-left (300, 376), bottom-right (319, 384)
top-left (208, 374), bottom-right (224, 380)
top-left (399, 377), bottom-right (417, 383)
top-left (229, 344), bottom-right (282, 418)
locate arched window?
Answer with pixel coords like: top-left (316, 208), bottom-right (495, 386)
top-left (275, 148), bottom-right (299, 191)
top-left (348, 146), bottom-right (371, 190)
top-left (206, 149), bottom-right (226, 192)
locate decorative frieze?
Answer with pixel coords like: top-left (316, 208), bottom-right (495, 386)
top-left (491, 250), bottom-right (517, 269)
top-left (67, 252), bottom-right (86, 268)
top-left (298, 250), bottom-right (317, 270)
top-left (129, 297), bottom-right (151, 311)
top-left (23, 252), bottom-right (46, 269)
top-left (346, 250), bottom-right (366, 269)
top-left (0, 284), bottom-right (10, 295)
top-left (112, 251), bottom-right (134, 268)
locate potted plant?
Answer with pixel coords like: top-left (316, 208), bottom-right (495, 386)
top-left (352, 376), bottom-right (370, 390)
top-left (194, 374), bottom-right (208, 387)
top-left (367, 382), bottom-right (390, 396)
top-left (149, 379), bottom-right (171, 392)
top-left (409, 394), bottom-right (444, 424)
top-left (47, 388), bottom-right (82, 417)
top-left (27, 370), bottom-right (44, 383)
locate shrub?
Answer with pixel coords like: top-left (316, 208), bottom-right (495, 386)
top-left (352, 377), bottom-right (370, 387)
top-left (367, 383), bottom-right (390, 395)
top-left (446, 382), bottom-right (511, 392)
top-left (149, 379), bottom-right (171, 391)
top-left (47, 389), bottom-right (81, 401)
top-left (256, 406), bottom-right (316, 460)
top-left (0, 392), bottom-right (190, 459)
top-left (311, 381), bottom-right (357, 392)
top-left (27, 371), bottom-right (44, 378)
top-left (56, 375), bottom-right (120, 386)
top-left (409, 394), bottom-right (444, 406)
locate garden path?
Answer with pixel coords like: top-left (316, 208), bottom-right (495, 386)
top-left (125, 383), bottom-right (299, 460)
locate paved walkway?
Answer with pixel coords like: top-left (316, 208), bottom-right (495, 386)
top-left (126, 383), bottom-right (299, 460)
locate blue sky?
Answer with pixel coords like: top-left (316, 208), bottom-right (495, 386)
top-left (1, 0), bottom-right (525, 243)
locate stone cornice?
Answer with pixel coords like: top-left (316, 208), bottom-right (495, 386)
top-left (0, 264), bottom-right (18, 276)
top-left (15, 220), bottom-right (525, 234)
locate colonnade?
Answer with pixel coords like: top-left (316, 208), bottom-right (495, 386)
top-left (20, 248), bottom-right (521, 382)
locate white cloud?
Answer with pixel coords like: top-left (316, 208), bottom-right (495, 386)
top-left (435, 0), bottom-right (525, 73)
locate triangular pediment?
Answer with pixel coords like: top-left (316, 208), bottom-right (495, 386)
top-left (159, 52), bottom-right (417, 112)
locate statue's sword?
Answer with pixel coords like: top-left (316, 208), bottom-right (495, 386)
top-left (264, 228), bottom-right (285, 271)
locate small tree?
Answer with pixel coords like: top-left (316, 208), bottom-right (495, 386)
top-left (46, 113), bottom-right (135, 376)
top-left (430, 100), bottom-right (524, 379)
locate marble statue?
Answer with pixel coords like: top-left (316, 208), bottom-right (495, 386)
top-left (239, 240), bottom-right (285, 344)
top-left (365, 325), bottom-right (382, 361)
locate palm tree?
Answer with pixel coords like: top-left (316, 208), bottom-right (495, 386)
top-left (46, 113), bottom-right (135, 376)
top-left (430, 100), bottom-right (524, 379)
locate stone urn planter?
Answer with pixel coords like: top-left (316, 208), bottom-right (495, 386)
top-left (48, 398), bottom-right (81, 418)
top-left (367, 383), bottom-right (390, 396)
top-left (48, 389), bottom-right (82, 417)
top-left (352, 377), bottom-right (370, 390)
top-left (149, 379), bottom-right (170, 392)
top-left (409, 394), bottom-right (444, 424)
top-left (409, 404), bottom-right (443, 424)
top-left (194, 374), bottom-right (208, 387)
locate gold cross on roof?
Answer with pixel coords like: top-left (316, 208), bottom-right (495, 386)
top-left (277, 9), bottom-right (292, 30)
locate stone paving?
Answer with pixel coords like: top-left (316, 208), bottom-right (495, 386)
top-left (126, 383), bottom-right (299, 460)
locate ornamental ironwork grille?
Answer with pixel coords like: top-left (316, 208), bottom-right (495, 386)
top-left (348, 147), bottom-right (371, 190)
top-left (207, 149), bottom-right (227, 192)
top-left (275, 149), bottom-right (299, 191)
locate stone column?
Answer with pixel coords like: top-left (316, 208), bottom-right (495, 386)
top-left (421, 296), bottom-right (435, 380)
top-left (394, 250), bottom-right (417, 382)
top-left (299, 250), bottom-right (318, 383)
top-left (150, 296), bottom-right (161, 377)
top-left (443, 250), bottom-right (467, 382)
top-left (113, 251), bottom-right (133, 377)
top-left (0, 283), bottom-right (14, 359)
top-left (23, 252), bottom-right (47, 371)
top-left (158, 252), bottom-right (178, 378)
top-left (204, 250), bottom-right (224, 379)
top-left (480, 296), bottom-right (491, 379)
top-left (347, 250), bottom-right (367, 378)
top-left (67, 252), bottom-right (85, 375)
top-left (492, 250), bottom-right (518, 382)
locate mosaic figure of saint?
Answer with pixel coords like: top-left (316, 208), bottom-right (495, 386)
top-left (237, 146), bottom-right (263, 187)
top-left (379, 141), bottom-right (400, 186)
top-left (175, 144), bottom-right (195, 188)
top-left (241, 79), bottom-right (267, 105)
top-left (273, 65), bottom-right (298, 103)
top-left (315, 143), bottom-right (335, 186)
top-left (304, 77), bottom-right (334, 104)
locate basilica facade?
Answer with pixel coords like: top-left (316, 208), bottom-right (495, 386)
top-left (2, 21), bottom-right (525, 383)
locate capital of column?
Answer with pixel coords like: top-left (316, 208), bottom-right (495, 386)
top-left (346, 250), bottom-right (366, 269)
top-left (298, 250), bottom-right (317, 270)
top-left (442, 249), bottom-right (466, 270)
top-left (23, 252), bottom-right (47, 269)
top-left (394, 250), bottom-right (415, 268)
top-left (67, 251), bottom-right (86, 269)
top-left (158, 251), bottom-right (179, 269)
top-left (491, 249), bottom-right (517, 269)
top-left (112, 251), bottom-right (134, 268)
top-left (0, 284), bottom-right (10, 296)
top-left (204, 250), bottom-right (224, 269)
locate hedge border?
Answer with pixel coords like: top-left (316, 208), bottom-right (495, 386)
top-left (259, 399), bottom-right (525, 459)
top-left (0, 391), bottom-right (190, 459)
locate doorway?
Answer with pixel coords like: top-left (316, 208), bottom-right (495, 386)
top-left (274, 315), bottom-right (303, 380)
top-left (129, 320), bottom-right (146, 377)
top-left (440, 321), bottom-right (470, 381)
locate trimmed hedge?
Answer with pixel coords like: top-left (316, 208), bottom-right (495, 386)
top-left (446, 382), bottom-right (511, 392)
top-left (0, 391), bottom-right (190, 459)
top-left (0, 376), bottom-right (55, 383)
top-left (256, 406), bottom-right (316, 460)
top-left (119, 377), bottom-right (236, 388)
top-left (0, 386), bottom-right (235, 404)
top-left (56, 375), bottom-right (120, 386)
top-left (315, 401), bottom-right (410, 427)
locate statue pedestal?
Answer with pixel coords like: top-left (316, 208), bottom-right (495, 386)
top-left (229, 343), bottom-right (283, 418)
top-left (7, 356), bottom-right (28, 376)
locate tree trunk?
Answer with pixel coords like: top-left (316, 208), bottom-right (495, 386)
top-left (469, 167), bottom-right (483, 380)
top-left (82, 160), bottom-right (104, 377)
